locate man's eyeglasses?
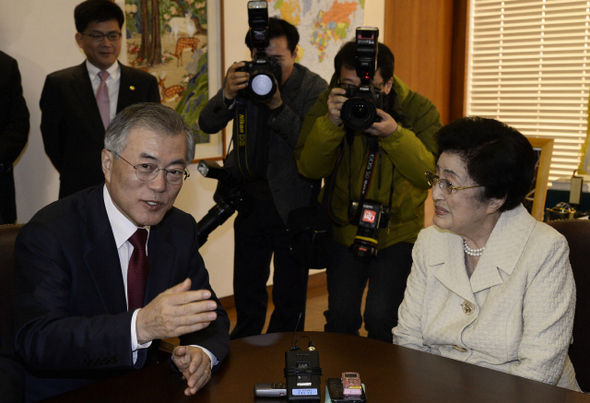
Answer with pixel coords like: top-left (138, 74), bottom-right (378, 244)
top-left (112, 151), bottom-right (189, 185)
top-left (82, 32), bottom-right (122, 42)
top-left (337, 81), bottom-right (385, 90)
top-left (337, 82), bottom-right (357, 90)
top-left (425, 171), bottom-right (482, 195)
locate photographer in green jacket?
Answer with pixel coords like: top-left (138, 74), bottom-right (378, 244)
top-left (296, 40), bottom-right (442, 342)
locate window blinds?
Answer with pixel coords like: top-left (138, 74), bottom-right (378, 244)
top-left (466, 0), bottom-right (590, 181)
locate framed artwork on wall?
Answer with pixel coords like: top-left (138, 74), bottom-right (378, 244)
top-left (124, 0), bottom-right (225, 161)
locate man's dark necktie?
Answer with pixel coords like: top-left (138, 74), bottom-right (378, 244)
top-left (127, 228), bottom-right (150, 311)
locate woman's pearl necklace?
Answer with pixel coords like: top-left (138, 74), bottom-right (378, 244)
top-left (463, 240), bottom-right (485, 257)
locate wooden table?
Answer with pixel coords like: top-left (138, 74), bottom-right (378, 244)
top-left (47, 331), bottom-right (590, 402)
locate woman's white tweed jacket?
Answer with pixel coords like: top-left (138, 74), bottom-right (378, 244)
top-left (393, 204), bottom-right (579, 390)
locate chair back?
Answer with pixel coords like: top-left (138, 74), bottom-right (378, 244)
top-left (0, 224), bottom-right (23, 344)
top-left (0, 223), bottom-right (25, 401)
top-left (547, 219), bottom-right (590, 392)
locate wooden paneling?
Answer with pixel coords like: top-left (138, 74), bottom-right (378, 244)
top-left (450, 0), bottom-right (468, 122)
top-left (384, 0), bottom-right (455, 124)
top-left (384, 1), bottom-right (469, 225)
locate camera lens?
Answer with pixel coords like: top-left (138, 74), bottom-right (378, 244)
top-left (352, 103), bottom-right (369, 119)
top-left (251, 74), bottom-right (273, 96)
top-left (350, 239), bottom-right (378, 262)
top-left (196, 200), bottom-right (237, 247)
top-left (341, 97), bottom-right (377, 131)
top-left (249, 72), bottom-right (276, 102)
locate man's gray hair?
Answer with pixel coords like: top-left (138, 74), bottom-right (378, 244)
top-left (104, 102), bottom-right (195, 164)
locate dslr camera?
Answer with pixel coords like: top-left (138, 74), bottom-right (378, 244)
top-left (349, 200), bottom-right (390, 261)
top-left (195, 161), bottom-right (249, 247)
top-left (237, 1), bottom-right (282, 103)
top-left (340, 27), bottom-right (383, 132)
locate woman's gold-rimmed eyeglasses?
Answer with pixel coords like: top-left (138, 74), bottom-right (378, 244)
top-left (425, 171), bottom-right (482, 195)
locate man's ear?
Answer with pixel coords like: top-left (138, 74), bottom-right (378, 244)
top-left (75, 32), bottom-right (83, 49)
top-left (102, 149), bottom-right (113, 184)
top-left (382, 77), bottom-right (394, 95)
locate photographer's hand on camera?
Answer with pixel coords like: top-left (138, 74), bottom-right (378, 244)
top-left (264, 82), bottom-right (283, 110)
top-left (223, 62), bottom-right (250, 101)
top-left (363, 108), bottom-right (398, 138)
top-left (327, 87), bottom-right (347, 126)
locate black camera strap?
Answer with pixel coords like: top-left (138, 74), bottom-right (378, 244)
top-left (328, 135), bottom-right (380, 226)
top-left (378, 147), bottom-right (395, 232)
top-left (233, 98), bottom-right (252, 180)
top-left (234, 98), bottom-right (256, 181)
top-left (359, 137), bottom-right (380, 207)
top-left (234, 97), bottom-right (270, 181)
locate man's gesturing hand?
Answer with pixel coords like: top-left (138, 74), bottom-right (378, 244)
top-left (173, 345), bottom-right (212, 396)
top-left (136, 278), bottom-right (218, 344)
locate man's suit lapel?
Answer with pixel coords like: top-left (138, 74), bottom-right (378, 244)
top-left (144, 221), bottom-right (175, 304)
top-left (70, 62), bottom-right (105, 136)
top-left (82, 186), bottom-right (128, 314)
top-left (118, 63), bottom-right (146, 112)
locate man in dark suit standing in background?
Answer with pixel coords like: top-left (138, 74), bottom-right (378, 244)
top-left (13, 103), bottom-right (230, 401)
top-left (40, 0), bottom-right (160, 199)
top-left (0, 50), bottom-right (29, 224)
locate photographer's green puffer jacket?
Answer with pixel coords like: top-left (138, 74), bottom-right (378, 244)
top-left (296, 75), bottom-right (442, 250)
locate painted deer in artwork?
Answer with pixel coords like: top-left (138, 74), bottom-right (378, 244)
top-left (174, 37), bottom-right (200, 67)
top-left (157, 71), bottom-right (185, 103)
top-left (168, 12), bottom-right (196, 44)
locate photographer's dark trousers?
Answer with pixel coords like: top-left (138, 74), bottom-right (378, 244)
top-left (231, 199), bottom-right (309, 339)
top-left (324, 240), bottom-right (413, 342)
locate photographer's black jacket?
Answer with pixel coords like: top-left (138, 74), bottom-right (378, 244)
top-left (199, 63), bottom-right (328, 223)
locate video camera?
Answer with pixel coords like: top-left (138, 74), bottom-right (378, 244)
top-left (195, 160), bottom-right (249, 247)
top-left (340, 27), bottom-right (383, 132)
top-left (237, 1), bottom-right (282, 103)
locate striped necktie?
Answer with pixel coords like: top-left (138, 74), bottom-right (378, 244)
top-left (96, 70), bottom-right (110, 129)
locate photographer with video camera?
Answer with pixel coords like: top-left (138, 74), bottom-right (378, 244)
top-left (296, 30), bottom-right (442, 342)
top-left (198, 3), bottom-right (327, 340)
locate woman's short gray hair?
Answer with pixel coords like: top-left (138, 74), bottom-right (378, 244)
top-left (104, 102), bottom-right (195, 164)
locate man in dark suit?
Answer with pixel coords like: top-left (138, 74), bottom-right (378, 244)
top-left (13, 103), bottom-right (230, 401)
top-left (0, 50), bottom-right (29, 224)
top-left (40, 0), bottom-right (160, 199)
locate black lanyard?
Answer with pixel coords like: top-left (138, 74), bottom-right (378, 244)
top-left (235, 98), bottom-right (254, 180)
top-left (329, 135), bottom-right (380, 226)
top-left (235, 98), bottom-right (255, 181)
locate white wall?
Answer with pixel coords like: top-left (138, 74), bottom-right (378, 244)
top-left (0, 0), bottom-right (383, 298)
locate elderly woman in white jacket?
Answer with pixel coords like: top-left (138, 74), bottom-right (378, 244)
top-left (392, 116), bottom-right (579, 391)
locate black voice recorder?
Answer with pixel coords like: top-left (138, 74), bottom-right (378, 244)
top-left (284, 346), bottom-right (321, 401)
